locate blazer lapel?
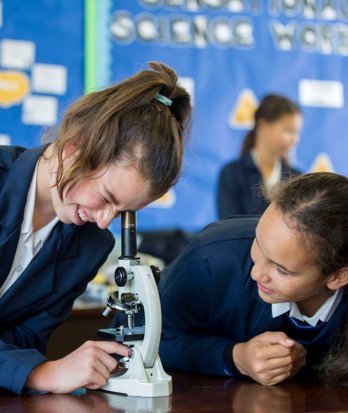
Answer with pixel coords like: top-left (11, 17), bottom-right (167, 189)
top-left (0, 145), bottom-right (82, 314)
top-left (0, 146), bottom-right (45, 296)
top-left (0, 222), bottom-right (78, 314)
top-left (0, 224), bottom-right (21, 287)
top-left (0, 146), bottom-right (45, 232)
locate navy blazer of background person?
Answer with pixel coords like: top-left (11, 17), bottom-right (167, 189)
top-left (0, 146), bottom-right (114, 394)
top-left (217, 152), bottom-right (301, 218)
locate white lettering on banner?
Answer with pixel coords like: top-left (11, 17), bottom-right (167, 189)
top-left (269, 0), bottom-right (348, 19)
top-left (140, 0), bottom-right (348, 18)
top-left (269, 20), bottom-right (348, 54)
top-left (140, 0), bottom-right (262, 13)
top-left (110, 12), bottom-right (254, 48)
top-left (109, 1), bottom-right (348, 53)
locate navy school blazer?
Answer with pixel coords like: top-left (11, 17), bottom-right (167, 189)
top-left (0, 146), bottom-right (115, 394)
top-left (217, 152), bottom-right (301, 218)
top-left (159, 217), bottom-right (348, 377)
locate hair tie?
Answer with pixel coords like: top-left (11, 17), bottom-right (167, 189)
top-left (155, 93), bottom-right (172, 107)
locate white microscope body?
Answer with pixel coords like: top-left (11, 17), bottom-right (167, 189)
top-left (99, 211), bottom-right (172, 397)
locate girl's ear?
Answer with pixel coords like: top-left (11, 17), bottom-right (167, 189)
top-left (256, 118), bottom-right (268, 132)
top-left (62, 142), bottom-right (79, 159)
top-left (61, 143), bottom-right (80, 172)
top-left (327, 267), bottom-right (348, 291)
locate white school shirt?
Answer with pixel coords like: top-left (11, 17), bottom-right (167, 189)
top-left (0, 162), bottom-right (59, 297)
top-left (251, 149), bottom-right (282, 187)
top-left (272, 288), bottom-right (343, 326)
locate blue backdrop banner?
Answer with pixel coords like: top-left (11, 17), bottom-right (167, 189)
top-left (97, 0), bottom-right (348, 232)
top-left (0, 0), bottom-right (84, 148)
top-left (1, 0), bottom-right (347, 233)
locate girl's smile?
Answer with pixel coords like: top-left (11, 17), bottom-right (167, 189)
top-left (257, 283), bottom-right (275, 295)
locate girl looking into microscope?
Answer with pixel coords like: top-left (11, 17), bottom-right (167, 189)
top-left (0, 62), bottom-right (191, 394)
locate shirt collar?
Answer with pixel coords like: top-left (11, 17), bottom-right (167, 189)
top-left (250, 149), bottom-right (282, 186)
top-left (21, 161), bottom-right (59, 251)
top-left (272, 288), bottom-right (343, 327)
top-left (265, 158), bottom-right (282, 186)
top-left (21, 161), bottom-right (38, 235)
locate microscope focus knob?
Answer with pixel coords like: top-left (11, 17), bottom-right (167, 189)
top-left (115, 266), bottom-right (128, 287)
top-left (150, 265), bottom-right (161, 284)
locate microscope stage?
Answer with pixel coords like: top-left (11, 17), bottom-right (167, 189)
top-left (98, 326), bottom-right (145, 342)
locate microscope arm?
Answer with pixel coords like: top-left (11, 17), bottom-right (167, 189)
top-left (128, 264), bottom-right (162, 368)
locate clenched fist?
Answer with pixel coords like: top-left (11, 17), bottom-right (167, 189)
top-left (232, 331), bottom-right (306, 385)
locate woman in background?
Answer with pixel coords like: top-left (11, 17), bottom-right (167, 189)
top-left (217, 94), bottom-right (302, 218)
top-left (0, 62), bottom-right (191, 394)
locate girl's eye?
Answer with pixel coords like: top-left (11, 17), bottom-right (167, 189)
top-left (276, 265), bottom-right (289, 276)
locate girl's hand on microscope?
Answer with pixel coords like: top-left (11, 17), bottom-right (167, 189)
top-left (232, 331), bottom-right (306, 386)
top-left (25, 340), bottom-right (130, 393)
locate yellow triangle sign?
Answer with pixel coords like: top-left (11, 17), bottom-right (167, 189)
top-left (309, 153), bottom-right (335, 173)
top-left (149, 189), bottom-right (176, 209)
top-left (228, 89), bottom-right (258, 129)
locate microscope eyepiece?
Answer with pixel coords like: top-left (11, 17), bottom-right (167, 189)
top-left (119, 211), bottom-right (138, 259)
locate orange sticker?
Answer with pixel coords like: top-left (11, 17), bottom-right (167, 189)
top-left (0, 71), bottom-right (30, 108)
top-left (150, 189), bottom-right (176, 209)
top-left (309, 153), bottom-right (335, 173)
top-left (229, 89), bottom-right (258, 129)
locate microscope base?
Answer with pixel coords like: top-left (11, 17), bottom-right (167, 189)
top-left (102, 347), bottom-right (172, 397)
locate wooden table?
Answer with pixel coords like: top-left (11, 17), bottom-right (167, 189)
top-left (0, 370), bottom-right (347, 412)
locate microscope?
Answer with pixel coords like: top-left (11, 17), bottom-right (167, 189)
top-left (98, 211), bottom-right (172, 397)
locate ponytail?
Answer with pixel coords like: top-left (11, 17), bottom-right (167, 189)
top-left (240, 129), bottom-right (256, 157)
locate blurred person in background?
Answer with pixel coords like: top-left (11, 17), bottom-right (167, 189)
top-left (217, 94), bottom-right (302, 218)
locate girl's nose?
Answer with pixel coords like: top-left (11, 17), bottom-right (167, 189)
top-left (251, 264), bottom-right (271, 284)
top-left (289, 132), bottom-right (300, 147)
top-left (95, 207), bottom-right (118, 229)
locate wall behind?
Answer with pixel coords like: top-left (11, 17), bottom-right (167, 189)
top-left (0, 0), bottom-right (84, 148)
top-left (1, 0), bottom-right (347, 233)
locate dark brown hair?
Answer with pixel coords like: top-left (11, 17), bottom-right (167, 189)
top-left (241, 94), bottom-right (301, 157)
top-left (319, 315), bottom-right (348, 385)
top-left (49, 61), bottom-right (191, 199)
top-left (269, 172), bottom-right (347, 277)
top-left (268, 172), bottom-right (348, 385)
